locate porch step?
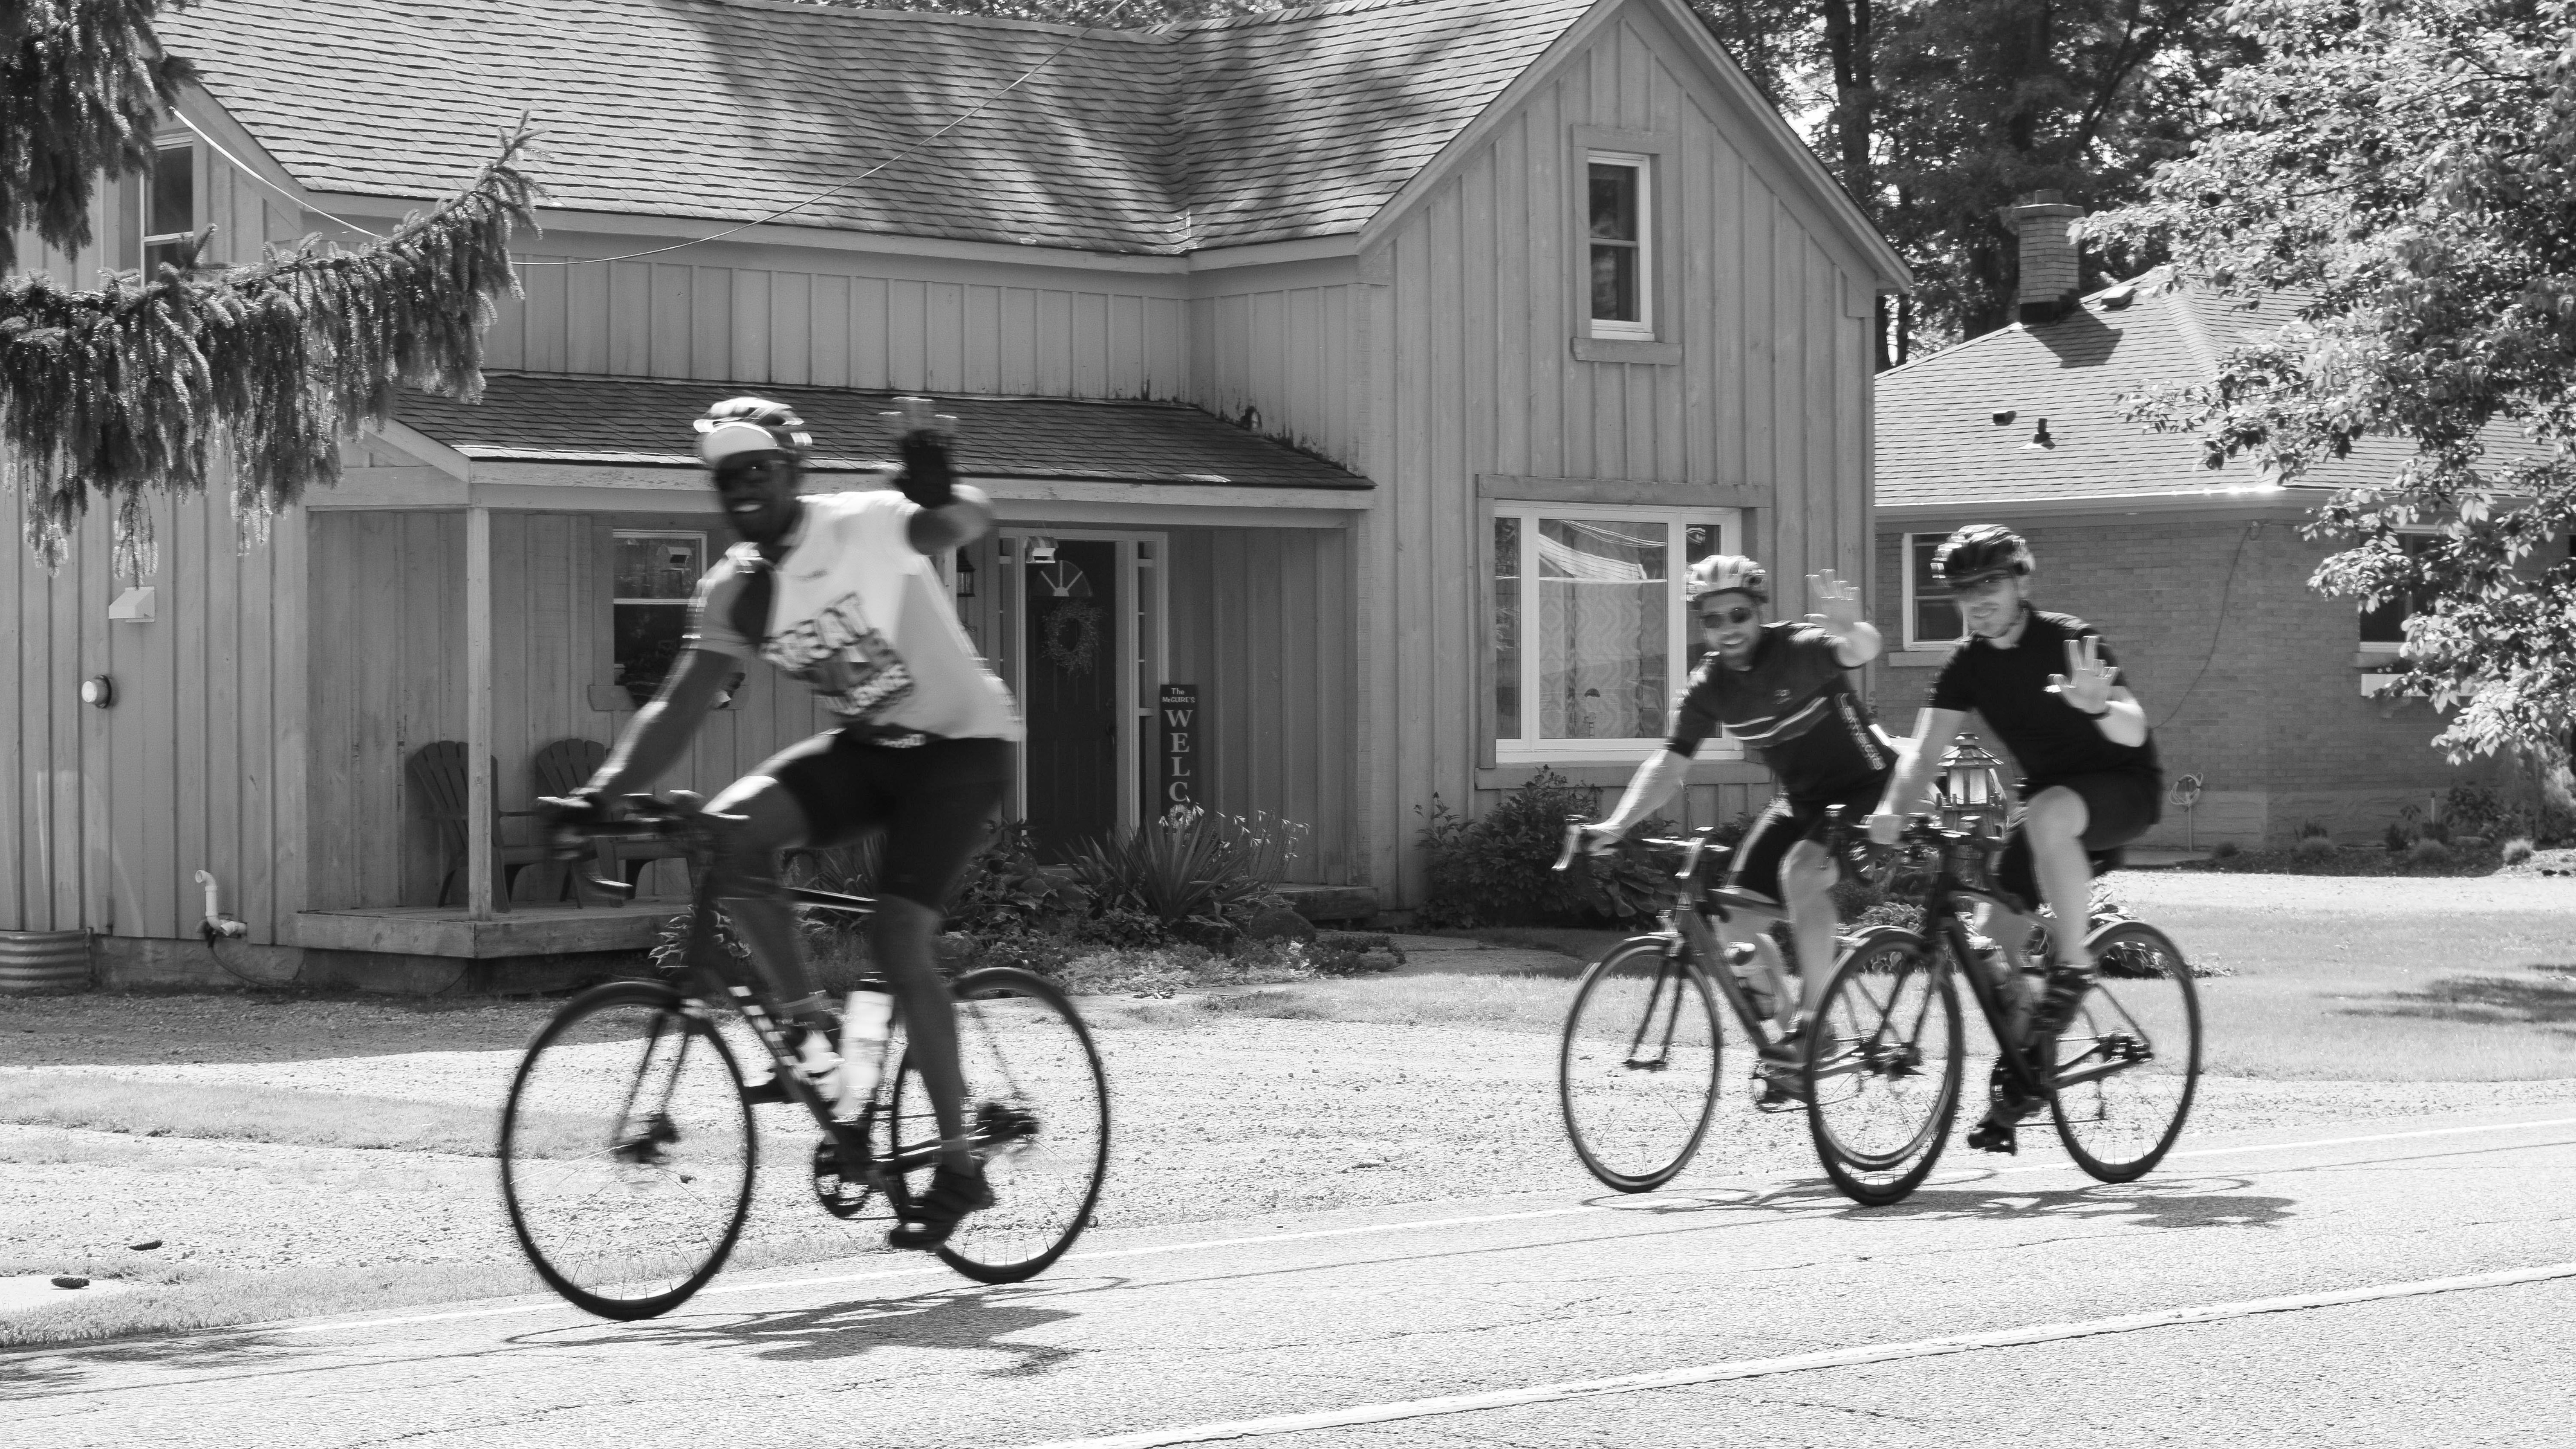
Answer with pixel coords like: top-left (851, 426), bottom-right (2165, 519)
top-left (1275, 883), bottom-right (1379, 923)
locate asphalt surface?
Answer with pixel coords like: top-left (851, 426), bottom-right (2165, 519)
top-left (7, 1103), bottom-right (2573, 1448)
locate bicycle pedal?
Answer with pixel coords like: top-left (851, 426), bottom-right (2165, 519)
top-left (1965, 1121), bottom-right (2018, 1154)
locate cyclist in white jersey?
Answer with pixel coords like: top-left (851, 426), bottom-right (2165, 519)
top-left (544, 396), bottom-right (1019, 1249)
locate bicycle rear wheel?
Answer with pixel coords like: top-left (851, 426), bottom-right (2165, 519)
top-left (886, 966), bottom-right (1109, 1284)
top-left (1804, 928), bottom-right (1963, 1206)
top-left (2049, 922), bottom-right (2202, 1182)
top-left (499, 981), bottom-right (756, 1320)
top-left (1558, 939), bottom-right (1724, 1193)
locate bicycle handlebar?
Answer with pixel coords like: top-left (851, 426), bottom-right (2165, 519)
top-left (535, 792), bottom-right (738, 901)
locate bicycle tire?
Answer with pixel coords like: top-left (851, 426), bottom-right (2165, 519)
top-left (1803, 928), bottom-right (1963, 1207)
top-left (1558, 939), bottom-right (1725, 1193)
top-left (885, 966), bottom-right (1110, 1285)
top-left (499, 980), bottom-right (756, 1320)
top-left (2049, 921), bottom-right (2202, 1183)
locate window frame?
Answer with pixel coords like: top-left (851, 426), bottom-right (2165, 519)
top-left (2355, 528), bottom-right (2438, 654)
top-left (1899, 531), bottom-right (1968, 651)
top-left (610, 529), bottom-right (711, 700)
top-left (140, 140), bottom-right (198, 275)
top-left (1488, 502), bottom-right (1745, 765)
top-left (1585, 152), bottom-right (1656, 342)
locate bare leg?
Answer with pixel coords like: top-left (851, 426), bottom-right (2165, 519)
top-left (2020, 787), bottom-right (2098, 970)
top-left (699, 775), bottom-right (825, 1018)
top-left (871, 896), bottom-right (974, 1173)
top-left (1778, 839), bottom-right (1839, 1029)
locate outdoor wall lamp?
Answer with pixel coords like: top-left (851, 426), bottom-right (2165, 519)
top-left (80, 676), bottom-right (114, 709)
top-left (1027, 536), bottom-right (1059, 564)
top-left (955, 556), bottom-right (977, 599)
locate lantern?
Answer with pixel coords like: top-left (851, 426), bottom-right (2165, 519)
top-left (1936, 740), bottom-right (2008, 834)
top-left (954, 555), bottom-right (977, 599)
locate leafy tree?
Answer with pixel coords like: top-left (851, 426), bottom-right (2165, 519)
top-left (2091, 0), bottom-right (2576, 770)
top-left (1, 0), bottom-right (535, 570)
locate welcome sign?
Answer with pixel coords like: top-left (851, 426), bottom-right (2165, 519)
top-left (1159, 684), bottom-right (1199, 810)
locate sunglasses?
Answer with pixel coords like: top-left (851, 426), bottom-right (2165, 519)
top-left (1697, 607), bottom-right (1758, 628)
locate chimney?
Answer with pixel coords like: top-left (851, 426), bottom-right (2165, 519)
top-left (1999, 190), bottom-right (2083, 325)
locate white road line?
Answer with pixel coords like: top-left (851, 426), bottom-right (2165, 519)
top-left (1020, 1260), bottom-right (2576, 1449)
top-left (252, 1114), bottom-right (2576, 1341)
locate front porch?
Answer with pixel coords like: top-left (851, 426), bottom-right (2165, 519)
top-left (293, 900), bottom-right (681, 959)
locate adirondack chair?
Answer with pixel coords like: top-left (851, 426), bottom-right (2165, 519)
top-left (529, 738), bottom-right (690, 899)
top-left (405, 741), bottom-right (551, 911)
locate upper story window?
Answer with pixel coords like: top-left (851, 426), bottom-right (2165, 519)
top-left (1492, 505), bottom-right (1740, 763)
top-left (613, 530), bottom-right (707, 704)
top-left (2357, 531), bottom-right (2438, 651)
top-left (1587, 155), bottom-right (1653, 341)
top-left (141, 142), bottom-right (197, 275)
top-left (1902, 532), bottom-right (1966, 650)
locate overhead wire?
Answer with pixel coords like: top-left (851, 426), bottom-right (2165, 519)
top-left (168, 109), bottom-right (389, 241)
top-left (2153, 519), bottom-right (2262, 731)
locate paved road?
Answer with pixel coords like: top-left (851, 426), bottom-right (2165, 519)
top-left (8, 1103), bottom-right (2573, 1448)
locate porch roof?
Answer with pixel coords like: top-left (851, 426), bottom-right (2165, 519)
top-left (395, 373), bottom-right (1370, 490)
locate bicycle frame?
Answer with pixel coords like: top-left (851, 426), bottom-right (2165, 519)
top-left (1561, 822), bottom-right (1802, 1052)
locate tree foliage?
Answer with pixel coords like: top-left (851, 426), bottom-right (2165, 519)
top-left (1, 0), bottom-right (193, 272)
top-left (2091, 0), bottom-right (2576, 767)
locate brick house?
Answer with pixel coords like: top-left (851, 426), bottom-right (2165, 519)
top-left (1, 0), bottom-right (1908, 988)
top-left (1867, 196), bottom-right (2525, 848)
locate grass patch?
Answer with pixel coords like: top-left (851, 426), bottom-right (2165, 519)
top-left (1431, 926), bottom-right (1633, 961)
top-left (2177, 844), bottom-right (2507, 876)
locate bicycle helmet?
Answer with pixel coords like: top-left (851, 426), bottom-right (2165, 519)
top-left (694, 396), bottom-right (812, 467)
top-left (1932, 524), bottom-right (2034, 588)
top-left (1685, 554), bottom-right (1769, 604)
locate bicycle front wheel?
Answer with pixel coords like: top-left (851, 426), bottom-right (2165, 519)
top-left (1558, 939), bottom-right (1724, 1193)
top-left (1804, 928), bottom-right (1962, 1206)
top-left (2049, 922), bottom-right (2203, 1182)
top-left (886, 966), bottom-right (1110, 1285)
top-left (499, 981), bottom-right (755, 1320)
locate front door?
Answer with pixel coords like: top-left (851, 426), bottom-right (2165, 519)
top-left (1020, 539), bottom-right (1120, 858)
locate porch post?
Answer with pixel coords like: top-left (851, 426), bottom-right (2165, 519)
top-left (466, 504), bottom-right (495, 919)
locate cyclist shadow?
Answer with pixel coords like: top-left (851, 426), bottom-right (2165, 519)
top-left (537, 1282), bottom-right (1082, 1376)
top-left (1756, 1174), bottom-right (2295, 1232)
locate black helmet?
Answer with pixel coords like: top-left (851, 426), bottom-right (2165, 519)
top-left (1933, 524), bottom-right (2034, 588)
top-left (694, 396), bottom-right (812, 467)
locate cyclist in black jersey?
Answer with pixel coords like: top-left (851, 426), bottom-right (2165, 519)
top-left (1581, 555), bottom-right (1890, 1083)
top-left (541, 395), bottom-right (1014, 1248)
top-left (1869, 524), bottom-right (2163, 1151)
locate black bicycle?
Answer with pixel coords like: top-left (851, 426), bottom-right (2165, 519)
top-left (1804, 816), bottom-right (2202, 1205)
top-left (1550, 816), bottom-right (1854, 1193)
top-left (498, 794), bottom-right (1110, 1320)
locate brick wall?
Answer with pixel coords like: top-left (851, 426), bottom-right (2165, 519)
top-left (1870, 513), bottom-right (2501, 846)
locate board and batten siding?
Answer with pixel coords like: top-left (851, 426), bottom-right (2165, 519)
top-left (304, 510), bottom-right (828, 910)
top-left (1352, 8), bottom-right (1881, 902)
top-left (0, 487), bottom-right (307, 946)
top-left (482, 245), bottom-right (1195, 403)
top-left (1185, 264), bottom-right (1369, 473)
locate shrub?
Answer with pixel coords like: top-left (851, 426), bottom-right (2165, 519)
top-left (2295, 835), bottom-right (2338, 860)
top-left (1415, 773), bottom-right (1601, 927)
top-left (2442, 782), bottom-right (2523, 841)
top-left (2503, 836), bottom-right (2537, 865)
top-left (2383, 821), bottom-right (2413, 853)
top-left (2297, 820), bottom-right (2331, 840)
top-left (1068, 805), bottom-right (1297, 937)
top-left (2210, 840), bottom-right (2240, 859)
top-left (2405, 837), bottom-right (2455, 866)
top-left (949, 822), bottom-right (1092, 940)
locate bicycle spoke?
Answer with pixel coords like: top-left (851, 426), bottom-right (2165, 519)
top-left (2049, 924), bottom-right (2202, 1183)
top-left (1806, 934), bottom-right (1961, 1206)
top-left (1559, 943), bottom-right (1723, 1193)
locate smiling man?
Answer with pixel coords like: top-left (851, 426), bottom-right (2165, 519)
top-left (545, 395), bottom-right (1020, 1250)
top-left (1869, 523), bottom-right (2163, 1152)
top-left (1584, 555), bottom-right (1890, 1102)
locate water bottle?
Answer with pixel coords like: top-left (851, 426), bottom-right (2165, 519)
top-left (839, 982), bottom-right (896, 1112)
top-left (1723, 941), bottom-right (1773, 1021)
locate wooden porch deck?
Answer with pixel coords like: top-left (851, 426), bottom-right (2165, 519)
top-left (293, 901), bottom-right (683, 960)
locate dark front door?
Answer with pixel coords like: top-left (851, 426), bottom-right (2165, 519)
top-left (1021, 540), bottom-right (1120, 858)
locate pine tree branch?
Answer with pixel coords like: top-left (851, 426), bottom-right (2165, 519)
top-left (1, 0), bottom-right (197, 270)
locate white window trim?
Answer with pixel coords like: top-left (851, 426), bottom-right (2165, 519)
top-left (1586, 152), bottom-right (1655, 342)
top-left (1492, 503), bottom-right (1743, 765)
top-left (1900, 531), bottom-right (1968, 651)
top-left (2356, 527), bottom-right (2437, 654)
top-left (140, 140), bottom-right (197, 268)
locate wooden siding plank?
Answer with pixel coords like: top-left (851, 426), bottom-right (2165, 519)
top-left (772, 271), bottom-right (812, 386)
top-left (888, 279), bottom-right (928, 390)
top-left (651, 264), bottom-right (694, 379)
top-left (1036, 288), bottom-right (1073, 396)
top-left (523, 254), bottom-right (568, 373)
top-left (1146, 298), bottom-right (1186, 399)
top-left (998, 287), bottom-right (1037, 394)
top-left (1109, 295), bottom-right (1142, 397)
top-left (928, 282), bottom-right (965, 393)
top-left (691, 265), bottom-right (732, 380)
top-left (1073, 292), bottom-right (1107, 398)
top-left (5, 492), bottom-right (31, 928)
top-left (732, 270), bottom-right (772, 385)
top-left (239, 508), bottom-right (278, 940)
top-left (1771, 207), bottom-right (1808, 591)
top-left (170, 493), bottom-right (209, 937)
top-left (608, 261), bottom-right (653, 376)
top-left (567, 257), bottom-right (610, 374)
top-left (812, 274), bottom-right (852, 387)
top-left (856, 277), bottom-right (894, 390)
top-left (204, 488), bottom-right (244, 942)
top-left (272, 508), bottom-right (309, 925)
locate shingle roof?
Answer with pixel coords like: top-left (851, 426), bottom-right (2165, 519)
top-left (160, 0), bottom-right (1588, 253)
top-left (395, 373), bottom-right (1371, 487)
top-left (1875, 273), bottom-right (2545, 509)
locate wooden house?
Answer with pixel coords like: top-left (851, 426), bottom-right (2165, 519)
top-left (1, 0), bottom-right (1905, 988)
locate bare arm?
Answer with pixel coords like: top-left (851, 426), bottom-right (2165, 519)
top-left (1830, 621), bottom-right (1883, 668)
top-left (584, 647), bottom-right (736, 797)
top-left (1875, 707), bottom-right (1972, 822)
top-left (905, 483), bottom-right (994, 556)
top-left (2092, 686), bottom-right (2148, 747)
top-left (1595, 749), bottom-right (1695, 838)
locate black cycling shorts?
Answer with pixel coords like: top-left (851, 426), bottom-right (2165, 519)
top-left (1994, 769), bottom-right (2162, 913)
top-left (1727, 773), bottom-right (1887, 904)
top-left (761, 730), bottom-right (1011, 910)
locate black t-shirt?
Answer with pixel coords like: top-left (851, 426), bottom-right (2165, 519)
top-left (1668, 622), bottom-right (1895, 797)
top-left (1928, 608), bottom-right (2161, 792)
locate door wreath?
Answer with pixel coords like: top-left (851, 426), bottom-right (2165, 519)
top-left (1040, 600), bottom-right (1103, 674)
